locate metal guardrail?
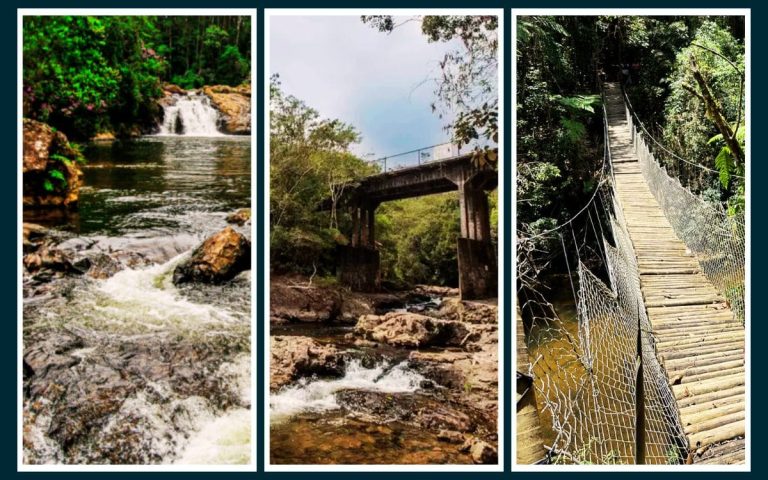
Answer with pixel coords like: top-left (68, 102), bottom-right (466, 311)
top-left (367, 142), bottom-right (463, 172)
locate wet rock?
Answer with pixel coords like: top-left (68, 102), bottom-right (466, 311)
top-left (80, 252), bottom-right (124, 279)
top-left (419, 405), bottom-right (474, 432)
top-left (23, 332), bottom-right (83, 379)
top-left (435, 298), bottom-right (497, 324)
top-left (23, 119), bottom-right (83, 208)
top-left (355, 312), bottom-right (470, 348)
top-left (203, 84), bottom-right (251, 135)
top-left (23, 244), bottom-right (77, 275)
top-left (23, 328), bottom-right (250, 463)
top-left (437, 429), bottom-right (465, 444)
top-left (23, 223), bottom-right (49, 252)
top-left (270, 280), bottom-right (343, 323)
top-left (91, 132), bottom-right (116, 142)
top-left (173, 227), bottom-right (250, 285)
top-left (414, 285), bottom-right (459, 297)
top-left (270, 336), bottom-right (345, 389)
top-left (336, 390), bottom-right (416, 423)
top-left (468, 438), bottom-right (498, 464)
top-left (226, 208), bottom-right (251, 226)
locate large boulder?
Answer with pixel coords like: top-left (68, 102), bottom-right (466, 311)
top-left (355, 312), bottom-right (469, 348)
top-left (23, 119), bottom-right (83, 208)
top-left (203, 84), bottom-right (251, 135)
top-left (173, 227), bottom-right (250, 285)
top-left (270, 336), bottom-right (345, 390)
top-left (270, 280), bottom-right (343, 323)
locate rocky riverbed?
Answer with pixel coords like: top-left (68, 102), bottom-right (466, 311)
top-left (269, 276), bottom-right (499, 465)
top-left (22, 220), bottom-right (252, 465)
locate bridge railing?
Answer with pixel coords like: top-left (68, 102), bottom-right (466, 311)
top-left (367, 142), bottom-right (463, 172)
top-left (620, 87), bottom-right (745, 324)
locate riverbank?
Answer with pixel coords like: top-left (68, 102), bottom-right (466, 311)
top-left (269, 275), bottom-right (499, 465)
top-left (22, 135), bottom-right (252, 465)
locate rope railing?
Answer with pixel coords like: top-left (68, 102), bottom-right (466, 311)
top-left (622, 89), bottom-right (745, 323)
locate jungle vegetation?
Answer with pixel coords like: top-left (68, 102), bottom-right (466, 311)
top-left (516, 16), bottom-right (746, 281)
top-left (23, 16), bottom-right (251, 139)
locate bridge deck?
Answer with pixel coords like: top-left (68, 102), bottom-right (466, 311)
top-left (516, 305), bottom-right (547, 465)
top-left (605, 83), bottom-right (746, 465)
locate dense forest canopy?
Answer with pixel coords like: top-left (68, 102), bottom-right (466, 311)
top-left (23, 16), bottom-right (251, 139)
top-left (517, 15), bottom-right (745, 280)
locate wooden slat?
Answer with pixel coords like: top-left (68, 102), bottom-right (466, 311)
top-left (603, 82), bottom-right (745, 465)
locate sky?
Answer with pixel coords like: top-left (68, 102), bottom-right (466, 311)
top-left (270, 15), bottom-right (460, 160)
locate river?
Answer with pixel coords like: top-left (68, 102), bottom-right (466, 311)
top-left (22, 134), bottom-right (252, 465)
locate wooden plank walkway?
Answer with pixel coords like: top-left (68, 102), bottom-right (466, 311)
top-left (604, 82), bottom-right (746, 465)
top-left (516, 305), bottom-right (548, 464)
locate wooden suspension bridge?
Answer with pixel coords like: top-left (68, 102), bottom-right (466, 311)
top-left (605, 82), bottom-right (746, 465)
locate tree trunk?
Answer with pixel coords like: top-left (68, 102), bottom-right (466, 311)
top-left (688, 55), bottom-right (744, 164)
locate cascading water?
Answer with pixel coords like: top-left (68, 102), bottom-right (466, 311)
top-left (270, 360), bottom-right (425, 422)
top-left (158, 93), bottom-right (222, 136)
top-left (22, 136), bottom-right (252, 465)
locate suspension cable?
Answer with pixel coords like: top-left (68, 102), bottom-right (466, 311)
top-left (622, 88), bottom-right (744, 179)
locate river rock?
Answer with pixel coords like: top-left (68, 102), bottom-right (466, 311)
top-left (419, 405), bottom-right (474, 432)
top-left (226, 208), bottom-right (251, 225)
top-left (23, 223), bottom-right (48, 252)
top-left (468, 438), bottom-right (498, 464)
top-left (23, 119), bottom-right (83, 208)
top-left (435, 298), bottom-right (497, 324)
top-left (335, 390), bottom-right (416, 423)
top-left (173, 227), bottom-right (250, 285)
top-left (270, 336), bottom-right (345, 389)
top-left (437, 429), bottom-right (465, 444)
top-left (355, 312), bottom-right (469, 348)
top-left (203, 84), bottom-right (251, 135)
top-left (270, 280), bottom-right (343, 323)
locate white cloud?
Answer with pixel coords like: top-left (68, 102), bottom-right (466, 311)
top-left (269, 15), bottom-right (459, 158)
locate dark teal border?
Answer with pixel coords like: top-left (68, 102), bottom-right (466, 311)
top-left (4, 1), bottom-right (762, 478)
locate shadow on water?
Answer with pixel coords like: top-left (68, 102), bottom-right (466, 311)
top-left (24, 136), bottom-right (251, 237)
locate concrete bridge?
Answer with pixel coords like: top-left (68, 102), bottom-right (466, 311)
top-left (328, 150), bottom-right (498, 300)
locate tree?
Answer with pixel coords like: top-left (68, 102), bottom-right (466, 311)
top-left (362, 15), bottom-right (499, 164)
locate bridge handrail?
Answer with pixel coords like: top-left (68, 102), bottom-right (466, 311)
top-left (367, 141), bottom-right (465, 172)
top-left (621, 88), bottom-right (744, 179)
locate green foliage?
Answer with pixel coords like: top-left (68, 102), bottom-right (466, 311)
top-left (663, 21), bottom-right (745, 214)
top-left (377, 193), bottom-right (464, 286)
top-left (23, 15), bottom-right (251, 138)
top-left (517, 15), bottom-right (746, 284)
top-left (270, 77), bottom-right (373, 275)
top-left (363, 15), bottom-right (498, 154)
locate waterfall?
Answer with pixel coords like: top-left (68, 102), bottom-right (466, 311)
top-left (159, 93), bottom-right (223, 136)
top-left (270, 360), bottom-right (425, 422)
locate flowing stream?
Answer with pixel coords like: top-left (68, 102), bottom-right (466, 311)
top-left (269, 298), bottom-right (483, 465)
top-left (22, 133), bottom-right (252, 465)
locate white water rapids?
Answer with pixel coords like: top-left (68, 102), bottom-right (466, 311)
top-left (270, 360), bottom-right (425, 423)
top-left (158, 93), bottom-right (222, 136)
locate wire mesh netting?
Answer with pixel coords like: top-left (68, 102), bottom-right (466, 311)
top-left (524, 194), bottom-right (688, 464)
top-left (624, 95), bottom-right (746, 324)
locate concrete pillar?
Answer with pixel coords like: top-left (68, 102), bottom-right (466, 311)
top-left (365, 203), bottom-right (377, 248)
top-left (457, 176), bottom-right (496, 300)
top-left (339, 202), bottom-right (380, 291)
top-left (350, 206), bottom-right (360, 247)
top-left (459, 181), bottom-right (492, 242)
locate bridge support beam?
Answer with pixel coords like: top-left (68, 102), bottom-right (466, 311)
top-left (339, 202), bottom-right (380, 291)
top-left (457, 178), bottom-right (497, 300)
